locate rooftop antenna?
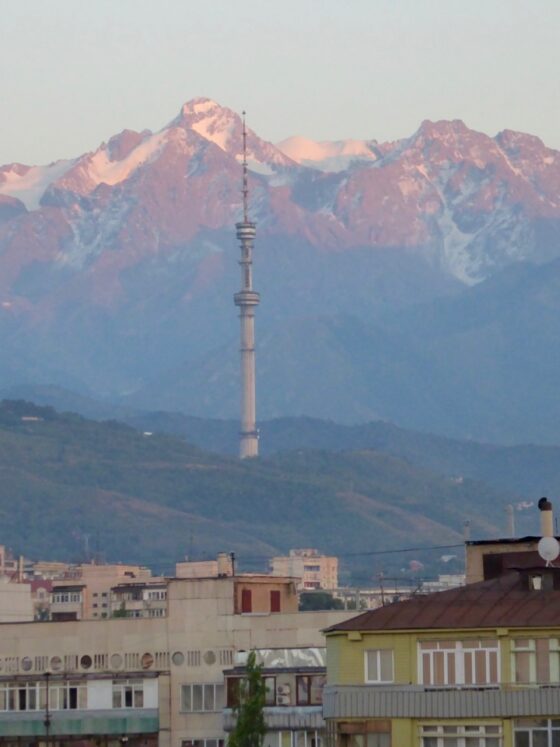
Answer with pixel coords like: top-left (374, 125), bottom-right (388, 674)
top-left (234, 111), bottom-right (260, 459)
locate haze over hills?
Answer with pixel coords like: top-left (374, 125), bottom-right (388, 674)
top-left (1, 99), bottom-right (560, 442)
top-left (0, 400), bottom-right (522, 578)
top-left (3, 386), bottom-right (560, 507)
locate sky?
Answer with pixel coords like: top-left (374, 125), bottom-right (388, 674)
top-left (1, 0), bottom-right (559, 165)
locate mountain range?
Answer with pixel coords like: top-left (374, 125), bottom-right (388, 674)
top-left (1, 99), bottom-right (560, 442)
top-left (0, 399), bottom-right (523, 580)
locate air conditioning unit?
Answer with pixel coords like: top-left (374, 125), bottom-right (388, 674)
top-left (277, 694), bottom-right (291, 706)
top-left (277, 684), bottom-right (291, 696)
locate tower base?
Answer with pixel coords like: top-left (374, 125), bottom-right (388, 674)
top-left (240, 431), bottom-right (259, 459)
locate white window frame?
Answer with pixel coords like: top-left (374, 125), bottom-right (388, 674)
top-left (364, 649), bottom-right (394, 683)
top-left (181, 683), bottom-right (225, 712)
top-left (513, 718), bottom-right (560, 746)
top-left (181, 740), bottom-right (225, 747)
top-left (511, 638), bottom-right (560, 685)
top-left (0, 682), bottom-right (87, 712)
top-left (112, 679), bottom-right (144, 709)
top-left (418, 640), bottom-right (500, 688)
top-left (420, 723), bottom-right (502, 746)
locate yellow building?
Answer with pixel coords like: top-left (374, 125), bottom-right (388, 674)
top-left (324, 565), bottom-right (560, 747)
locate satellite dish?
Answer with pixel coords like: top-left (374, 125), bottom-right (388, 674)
top-left (538, 536), bottom-right (560, 564)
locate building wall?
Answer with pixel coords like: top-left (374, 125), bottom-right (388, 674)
top-left (0, 575), bottom-right (351, 747)
top-left (270, 552), bottom-right (338, 591)
top-left (466, 540), bottom-right (541, 583)
top-left (325, 625), bottom-right (560, 747)
top-left (233, 578), bottom-right (298, 614)
top-left (0, 577), bottom-right (33, 622)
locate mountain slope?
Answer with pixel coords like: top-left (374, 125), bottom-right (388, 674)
top-left (0, 401), bottom-right (516, 576)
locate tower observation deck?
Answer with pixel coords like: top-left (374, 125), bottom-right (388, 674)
top-left (234, 114), bottom-right (260, 459)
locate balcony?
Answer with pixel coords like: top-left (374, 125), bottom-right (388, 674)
top-left (323, 684), bottom-right (560, 720)
top-left (224, 706), bottom-right (324, 731)
top-left (0, 708), bottom-right (159, 737)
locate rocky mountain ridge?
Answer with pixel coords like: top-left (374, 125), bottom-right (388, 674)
top-left (0, 99), bottom-right (559, 441)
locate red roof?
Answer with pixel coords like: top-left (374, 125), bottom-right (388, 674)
top-left (326, 569), bottom-right (560, 632)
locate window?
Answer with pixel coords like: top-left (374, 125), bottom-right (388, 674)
top-left (419, 640), bottom-right (499, 687)
top-left (0, 682), bottom-right (87, 712)
top-left (339, 721), bottom-right (390, 747)
top-left (296, 675), bottom-right (326, 705)
top-left (514, 718), bottom-right (560, 747)
top-left (182, 740), bottom-right (225, 747)
top-left (226, 677), bottom-right (275, 707)
top-left (241, 589), bottom-right (252, 613)
top-left (112, 679), bottom-right (143, 708)
top-left (420, 724), bottom-right (502, 746)
top-left (511, 639), bottom-right (560, 684)
top-left (270, 590), bottom-right (281, 613)
top-left (365, 650), bottom-right (394, 683)
top-left (181, 683), bottom-right (225, 712)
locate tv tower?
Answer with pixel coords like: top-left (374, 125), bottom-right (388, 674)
top-left (234, 112), bottom-right (260, 458)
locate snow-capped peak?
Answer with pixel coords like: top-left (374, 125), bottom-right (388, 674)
top-left (174, 97), bottom-right (240, 153)
top-left (276, 135), bottom-right (378, 172)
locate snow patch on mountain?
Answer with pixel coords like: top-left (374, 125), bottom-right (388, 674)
top-left (276, 135), bottom-right (377, 171)
top-left (83, 130), bottom-right (168, 188)
top-left (0, 159), bottom-right (75, 210)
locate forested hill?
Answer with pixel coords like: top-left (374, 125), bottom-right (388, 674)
top-left (0, 400), bottom-right (515, 579)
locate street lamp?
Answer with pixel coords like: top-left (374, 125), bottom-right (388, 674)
top-left (44, 669), bottom-right (52, 747)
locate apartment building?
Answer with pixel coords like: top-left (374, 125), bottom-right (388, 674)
top-left (270, 550), bottom-right (338, 591)
top-left (50, 563), bottom-right (153, 620)
top-left (110, 579), bottom-right (168, 619)
top-left (224, 647), bottom-right (327, 747)
top-left (0, 570), bottom-right (350, 747)
top-left (323, 563), bottom-right (560, 747)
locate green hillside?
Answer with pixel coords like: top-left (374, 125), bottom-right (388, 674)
top-left (0, 400), bottom-right (517, 580)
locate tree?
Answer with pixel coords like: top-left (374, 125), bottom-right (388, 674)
top-left (228, 651), bottom-right (267, 747)
top-left (299, 591), bottom-right (344, 611)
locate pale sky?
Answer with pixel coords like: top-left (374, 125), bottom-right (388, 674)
top-left (1, 0), bottom-right (559, 165)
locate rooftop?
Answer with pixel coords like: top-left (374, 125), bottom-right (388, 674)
top-left (325, 568), bottom-right (560, 633)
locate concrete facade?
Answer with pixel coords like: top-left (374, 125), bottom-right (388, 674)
top-left (0, 574), bottom-right (350, 747)
top-left (50, 563), bottom-right (153, 621)
top-left (0, 576), bottom-right (33, 622)
top-left (270, 551), bottom-right (338, 592)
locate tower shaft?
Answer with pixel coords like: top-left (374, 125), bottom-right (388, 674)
top-left (234, 114), bottom-right (260, 458)
top-left (234, 224), bottom-right (259, 458)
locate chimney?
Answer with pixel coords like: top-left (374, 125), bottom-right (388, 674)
top-left (538, 497), bottom-right (554, 538)
top-left (217, 552), bottom-right (232, 578)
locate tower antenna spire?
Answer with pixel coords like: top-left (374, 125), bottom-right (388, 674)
top-left (234, 110), bottom-right (260, 458)
top-left (242, 111), bottom-right (249, 222)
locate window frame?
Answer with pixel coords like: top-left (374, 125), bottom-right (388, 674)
top-left (420, 722), bottom-right (502, 746)
top-left (112, 679), bottom-right (144, 709)
top-left (181, 682), bottom-right (225, 713)
top-left (295, 674), bottom-right (326, 706)
top-left (364, 649), bottom-right (394, 684)
top-left (418, 639), bottom-right (500, 688)
top-left (511, 638), bottom-right (560, 685)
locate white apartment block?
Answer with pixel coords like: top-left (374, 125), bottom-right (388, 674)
top-left (0, 572), bottom-right (350, 747)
